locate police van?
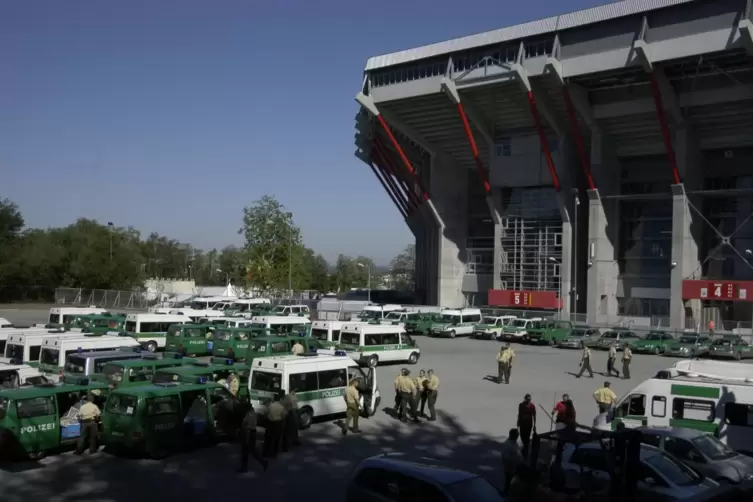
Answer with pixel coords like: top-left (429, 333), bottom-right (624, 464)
top-left (38, 335), bottom-right (141, 382)
top-left (310, 320), bottom-right (366, 348)
top-left (609, 359), bottom-right (753, 455)
top-left (355, 304), bottom-right (403, 322)
top-left (48, 307), bottom-right (108, 326)
top-left (198, 317), bottom-right (253, 329)
top-left (337, 323), bottom-right (420, 368)
top-left (3, 331), bottom-right (88, 365)
top-left (430, 308), bottom-right (483, 338)
top-left (249, 315), bottom-right (311, 336)
top-left (124, 313), bottom-right (189, 352)
top-left (267, 304), bottom-right (311, 318)
top-left (0, 327), bottom-right (56, 355)
top-left (248, 352), bottom-right (379, 429)
top-left (0, 363), bottom-right (50, 387)
top-left (61, 349), bottom-right (145, 383)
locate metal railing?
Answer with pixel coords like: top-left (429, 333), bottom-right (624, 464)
top-left (54, 287), bottom-right (153, 310)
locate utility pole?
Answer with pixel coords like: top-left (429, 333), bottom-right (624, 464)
top-left (107, 222), bottom-right (114, 263)
top-left (288, 226), bottom-right (293, 297)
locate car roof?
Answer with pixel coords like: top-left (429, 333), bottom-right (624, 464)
top-left (573, 440), bottom-right (665, 460)
top-left (357, 454), bottom-right (478, 485)
top-left (113, 381), bottom-right (223, 397)
top-left (637, 426), bottom-right (704, 440)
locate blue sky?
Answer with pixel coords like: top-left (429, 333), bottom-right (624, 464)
top-left (1, 0), bottom-right (606, 265)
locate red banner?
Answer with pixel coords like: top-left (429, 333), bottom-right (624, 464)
top-left (488, 289), bottom-right (561, 309)
top-left (681, 280), bottom-right (753, 302)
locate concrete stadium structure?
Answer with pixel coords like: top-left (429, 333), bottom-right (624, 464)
top-left (355, 0), bottom-right (753, 329)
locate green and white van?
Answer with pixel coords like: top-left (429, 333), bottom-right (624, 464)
top-left (249, 315), bottom-right (311, 336)
top-left (0, 327), bottom-right (57, 356)
top-left (354, 304), bottom-right (403, 322)
top-left (39, 335), bottom-right (141, 381)
top-left (47, 307), bottom-right (108, 327)
top-left (124, 313), bottom-right (189, 352)
top-left (337, 323), bottom-right (420, 368)
top-left (310, 320), bottom-right (365, 348)
top-left (4, 331), bottom-right (88, 365)
top-left (500, 317), bottom-right (544, 341)
top-left (0, 363), bottom-right (50, 387)
top-left (379, 311), bottom-right (420, 327)
top-left (609, 359), bottom-right (753, 455)
top-left (198, 317), bottom-right (252, 329)
top-left (248, 352), bottom-right (379, 429)
top-left (225, 298), bottom-right (271, 316)
top-left (473, 316), bottom-right (517, 340)
top-left (429, 308), bottom-right (482, 338)
top-left (267, 304), bottom-right (311, 318)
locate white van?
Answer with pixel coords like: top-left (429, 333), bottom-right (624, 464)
top-left (198, 317), bottom-right (252, 328)
top-left (268, 304), bottom-right (311, 318)
top-left (609, 360), bottom-right (753, 455)
top-left (500, 317), bottom-right (544, 341)
top-left (3, 331), bottom-right (89, 364)
top-left (168, 308), bottom-right (223, 322)
top-left (123, 313), bottom-right (189, 352)
top-left (430, 308), bottom-right (483, 338)
top-left (355, 304), bottom-right (403, 322)
top-left (338, 323), bottom-right (420, 367)
top-left (189, 296), bottom-right (237, 310)
top-left (310, 320), bottom-right (366, 347)
top-left (0, 327), bottom-right (56, 355)
top-left (250, 315), bottom-right (311, 336)
top-left (379, 311), bottom-right (420, 327)
top-left (226, 298), bottom-right (271, 315)
top-left (38, 335), bottom-right (140, 381)
top-left (248, 352), bottom-right (379, 428)
top-left (48, 307), bottom-right (108, 326)
top-left (0, 363), bottom-right (50, 387)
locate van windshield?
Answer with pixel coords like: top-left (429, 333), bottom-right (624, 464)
top-left (213, 329), bottom-right (233, 341)
top-left (125, 321), bottom-right (137, 332)
top-left (65, 356), bottom-right (87, 374)
top-left (384, 312), bottom-right (402, 320)
top-left (311, 328), bottom-right (328, 341)
top-left (512, 319), bottom-right (528, 327)
top-left (5, 343), bottom-right (23, 359)
top-left (106, 394), bottom-right (138, 415)
top-left (103, 364), bottom-right (124, 383)
top-left (48, 314), bottom-right (59, 325)
top-left (251, 371), bottom-right (282, 392)
top-left (39, 348), bottom-right (61, 366)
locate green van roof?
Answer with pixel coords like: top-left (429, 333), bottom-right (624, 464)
top-left (110, 381), bottom-right (223, 397)
top-left (0, 382), bottom-right (109, 400)
top-left (157, 361), bottom-right (250, 377)
top-left (105, 356), bottom-right (197, 369)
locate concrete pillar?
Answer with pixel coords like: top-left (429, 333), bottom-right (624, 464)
top-left (487, 192), bottom-right (503, 290)
top-left (558, 196), bottom-right (573, 317)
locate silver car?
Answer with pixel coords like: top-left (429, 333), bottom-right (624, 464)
top-left (346, 453), bottom-right (506, 501)
top-left (560, 441), bottom-right (718, 501)
top-left (638, 427), bottom-right (753, 484)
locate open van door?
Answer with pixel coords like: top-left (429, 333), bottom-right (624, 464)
top-left (364, 366), bottom-right (378, 417)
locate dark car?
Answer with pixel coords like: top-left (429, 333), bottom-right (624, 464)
top-left (346, 453), bottom-right (506, 501)
top-left (638, 427), bottom-right (753, 484)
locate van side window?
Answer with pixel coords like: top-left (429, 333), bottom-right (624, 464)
top-left (17, 396), bottom-right (55, 418)
top-left (29, 346), bottom-right (41, 362)
top-left (465, 314), bottom-right (481, 323)
top-left (289, 371), bottom-right (318, 393)
top-left (651, 396), bottom-right (667, 418)
top-left (724, 403), bottom-right (753, 427)
top-left (672, 398), bottom-right (714, 422)
top-left (128, 365), bottom-right (153, 382)
top-left (146, 395), bottom-right (179, 416)
top-left (318, 369), bottom-right (347, 389)
top-left (365, 334), bottom-right (384, 346)
top-left (627, 394), bottom-right (646, 416)
top-left (382, 333), bottom-right (399, 345)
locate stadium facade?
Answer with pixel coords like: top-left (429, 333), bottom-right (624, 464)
top-left (354, 0), bottom-right (753, 329)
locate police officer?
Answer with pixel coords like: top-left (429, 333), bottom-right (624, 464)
top-left (281, 389), bottom-right (300, 450)
top-left (263, 392), bottom-right (286, 458)
top-left (607, 346), bottom-right (620, 378)
top-left (425, 369), bottom-right (439, 422)
top-left (395, 369), bottom-right (418, 422)
top-left (414, 370), bottom-right (428, 416)
top-left (576, 342), bottom-right (594, 378)
top-left (237, 403), bottom-right (268, 473)
top-left (343, 378), bottom-right (361, 435)
top-left (291, 341), bottom-right (305, 355)
top-left (593, 381), bottom-right (617, 428)
top-left (75, 393), bottom-right (101, 455)
top-left (393, 370), bottom-right (402, 411)
top-left (622, 346), bottom-right (633, 379)
top-left (497, 344), bottom-right (514, 384)
top-left (517, 394), bottom-right (536, 458)
top-left (227, 371), bottom-right (240, 397)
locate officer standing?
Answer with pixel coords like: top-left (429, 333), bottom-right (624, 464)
top-left (263, 392), bottom-right (286, 458)
top-left (343, 378), bottom-right (361, 435)
top-left (396, 369), bottom-right (418, 423)
top-left (237, 403), bottom-right (268, 473)
top-left (607, 346), bottom-right (620, 378)
top-left (576, 342), bottom-right (594, 378)
top-left (497, 344), bottom-right (515, 384)
top-left (425, 369), bottom-right (439, 421)
top-left (291, 341), bottom-right (305, 355)
top-left (282, 389), bottom-right (300, 450)
top-left (75, 393), bottom-right (101, 455)
top-left (517, 394), bottom-right (536, 458)
top-left (593, 381), bottom-right (617, 428)
top-left (622, 346), bottom-right (633, 379)
top-left (393, 370), bottom-right (402, 411)
top-left (414, 369), bottom-right (428, 416)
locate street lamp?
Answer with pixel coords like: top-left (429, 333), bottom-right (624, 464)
top-left (107, 222), bottom-right (114, 262)
top-left (357, 262), bottom-right (371, 303)
top-left (548, 257), bottom-right (564, 317)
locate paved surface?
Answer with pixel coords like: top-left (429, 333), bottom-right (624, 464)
top-left (0, 308), bottom-right (747, 501)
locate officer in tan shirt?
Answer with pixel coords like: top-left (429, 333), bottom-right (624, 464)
top-left (622, 346), bottom-right (633, 379)
top-left (607, 346), bottom-right (620, 378)
top-left (576, 342), bottom-right (594, 378)
top-left (414, 370), bottom-right (428, 416)
top-left (496, 344), bottom-right (514, 384)
top-left (282, 390), bottom-right (300, 450)
top-left (75, 394), bottom-right (101, 455)
top-left (425, 369), bottom-right (440, 421)
top-left (395, 369), bottom-right (418, 422)
top-left (291, 341), bottom-right (305, 355)
top-left (263, 392), bottom-right (286, 458)
top-left (343, 379), bottom-right (361, 435)
top-left (593, 381), bottom-right (617, 427)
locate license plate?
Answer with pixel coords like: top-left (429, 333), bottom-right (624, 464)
top-left (207, 341), bottom-right (214, 350)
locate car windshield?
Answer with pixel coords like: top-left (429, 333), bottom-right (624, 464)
top-left (385, 312), bottom-right (402, 320)
top-left (250, 370), bottom-right (282, 392)
top-left (213, 329), bottom-right (233, 341)
top-left (103, 364), bottom-right (124, 383)
top-left (446, 477), bottom-right (506, 501)
top-left (645, 453), bottom-right (702, 486)
top-left (39, 348), bottom-right (61, 366)
top-left (713, 339), bottom-right (736, 347)
top-left (512, 319), bottom-right (528, 327)
top-left (440, 314), bottom-right (460, 323)
top-left (692, 435), bottom-right (736, 461)
top-left (64, 355), bottom-right (87, 374)
top-left (679, 336), bottom-right (699, 344)
top-left (483, 317), bottom-right (497, 324)
top-left (603, 332), bottom-right (618, 339)
top-left (645, 333), bottom-right (664, 340)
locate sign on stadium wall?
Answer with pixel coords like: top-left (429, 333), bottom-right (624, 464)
top-left (487, 289), bottom-right (561, 309)
top-left (681, 280), bottom-right (753, 302)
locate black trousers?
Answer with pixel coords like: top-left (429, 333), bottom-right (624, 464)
top-left (519, 424), bottom-right (533, 458)
top-left (282, 413), bottom-right (300, 451)
top-left (398, 391), bottom-right (415, 421)
top-left (239, 430), bottom-right (264, 470)
top-left (76, 420), bottom-right (98, 454)
top-left (419, 391), bottom-right (428, 415)
top-left (607, 358), bottom-right (619, 376)
top-left (426, 390), bottom-right (438, 420)
top-left (263, 421), bottom-right (283, 457)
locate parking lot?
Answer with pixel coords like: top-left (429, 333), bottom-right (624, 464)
top-left (0, 306), bottom-right (747, 501)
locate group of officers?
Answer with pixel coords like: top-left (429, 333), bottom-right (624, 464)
top-left (393, 368), bottom-right (440, 423)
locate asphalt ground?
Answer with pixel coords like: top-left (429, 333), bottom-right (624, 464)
top-left (1, 307), bottom-right (750, 501)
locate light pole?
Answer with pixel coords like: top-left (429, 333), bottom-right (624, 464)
top-left (572, 189), bottom-right (580, 314)
top-left (548, 257), bottom-right (564, 317)
top-left (357, 262), bottom-right (371, 303)
top-left (107, 222), bottom-right (114, 262)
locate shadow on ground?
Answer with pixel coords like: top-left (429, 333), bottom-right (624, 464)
top-left (1, 410), bottom-right (505, 502)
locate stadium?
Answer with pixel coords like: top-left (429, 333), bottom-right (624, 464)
top-left (354, 0), bottom-right (753, 330)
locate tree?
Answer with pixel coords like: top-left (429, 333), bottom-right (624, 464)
top-left (239, 195), bottom-right (302, 292)
top-left (390, 244), bottom-right (415, 291)
top-left (306, 253), bottom-right (331, 292)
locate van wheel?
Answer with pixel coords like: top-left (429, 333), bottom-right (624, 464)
top-left (367, 355), bottom-right (379, 368)
top-left (408, 352), bottom-right (419, 364)
top-left (548, 339), bottom-right (556, 346)
top-left (449, 330), bottom-right (456, 339)
top-left (145, 341), bottom-right (158, 353)
top-left (27, 451), bottom-right (45, 461)
top-left (298, 407), bottom-right (313, 430)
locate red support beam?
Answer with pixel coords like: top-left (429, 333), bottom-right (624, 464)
top-left (368, 157), bottom-right (409, 219)
top-left (562, 87), bottom-right (596, 191)
top-left (649, 72), bottom-right (682, 185)
top-left (373, 136), bottom-right (421, 209)
top-left (455, 103), bottom-right (491, 195)
top-left (376, 115), bottom-right (431, 201)
top-left (371, 143), bottom-right (416, 213)
top-left (526, 91), bottom-right (562, 192)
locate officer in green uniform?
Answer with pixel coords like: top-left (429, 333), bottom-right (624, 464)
top-left (263, 392), bottom-right (286, 458)
top-left (237, 403), bottom-right (268, 473)
top-left (576, 342), bottom-right (593, 378)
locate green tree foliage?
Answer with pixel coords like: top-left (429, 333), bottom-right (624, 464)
top-left (389, 244), bottom-right (415, 291)
top-left (332, 254), bottom-right (375, 292)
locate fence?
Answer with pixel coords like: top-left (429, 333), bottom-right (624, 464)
top-left (0, 285), bottom-right (56, 304)
top-left (54, 288), bottom-right (153, 310)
